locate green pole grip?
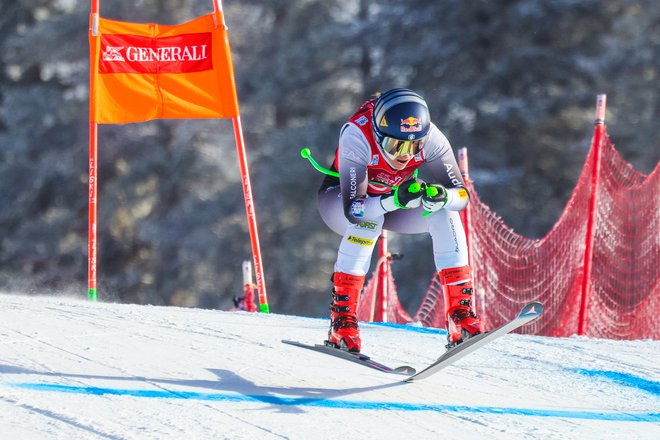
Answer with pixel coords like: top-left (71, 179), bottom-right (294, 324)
top-left (259, 303), bottom-right (270, 313)
top-left (300, 148), bottom-right (339, 178)
top-left (88, 288), bottom-right (97, 301)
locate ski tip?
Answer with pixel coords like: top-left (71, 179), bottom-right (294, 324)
top-left (281, 339), bottom-right (304, 347)
top-left (520, 301), bottom-right (544, 317)
top-left (394, 366), bottom-right (417, 376)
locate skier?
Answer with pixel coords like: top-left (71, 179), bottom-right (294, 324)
top-left (317, 88), bottom-right (483, 352)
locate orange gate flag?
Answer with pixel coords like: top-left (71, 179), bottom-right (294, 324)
top-left (89, 11), bottom-right (239, 124)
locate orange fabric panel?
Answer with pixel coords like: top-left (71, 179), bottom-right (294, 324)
top-left (89, 12), bottom-right (239, 124)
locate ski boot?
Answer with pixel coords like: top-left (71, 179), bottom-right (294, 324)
top-left (440, 265), bottom-right (483, 349)
top-left (325, 272), bottom-right (365, 352)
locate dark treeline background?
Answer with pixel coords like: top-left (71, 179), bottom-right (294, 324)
top-left (0, 0), bottom-right (658, 316)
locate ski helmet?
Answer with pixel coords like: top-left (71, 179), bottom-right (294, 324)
top-left (372, 88), bottom-right (431, 159)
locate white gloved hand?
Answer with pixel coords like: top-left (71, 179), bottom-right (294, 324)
top-left (421, 183), bottom-right (447, 213)
top-left (380, 178), bottom-right (426, 212)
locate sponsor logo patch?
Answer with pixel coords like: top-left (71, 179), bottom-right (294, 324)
top-left (350, 199), bottom-right (365, 217)
top-left (458, 188), bottom-right (468, 199)
top-left (356, 115), bottom-right (369, 126)
top-left (356, 221), bottom-right (378, 231)
top-left (373, 172), bottom-right (403, 187)
top-left (347, 235), bottom-right (375, 246)
top-left (400, 116), bottom-right (422, 133)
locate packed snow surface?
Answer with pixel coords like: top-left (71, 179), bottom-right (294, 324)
top-left (0, 293), bottom-right (658, 439)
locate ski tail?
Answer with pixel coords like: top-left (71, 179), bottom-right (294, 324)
top-left (282, 340), bottom-right (416, 376)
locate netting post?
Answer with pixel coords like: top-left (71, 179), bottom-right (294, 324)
top-left (376, 231), bottom-right (389, 322)
top-left (578, 94), bottom-right (607, 336)
top-left (457, 147), bottom-right (471, 265)
top-left (458, 147), bottom-right (483, 320)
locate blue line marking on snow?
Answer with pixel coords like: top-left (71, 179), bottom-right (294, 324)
top-left (572, 369), bottom-right (660, 397)
top-left (7, 382), bottom-right (659, 422)
top-left (364, 322), bottom-right (446, 335)
top-left (293, 315), bottom-right (446, 335)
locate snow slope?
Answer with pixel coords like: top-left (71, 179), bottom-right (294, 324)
top-left (0, 293), bottom-right (658, 439)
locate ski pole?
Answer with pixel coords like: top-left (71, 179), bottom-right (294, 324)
top-left (421, 185), bottom-right (438, 217)
top-left (300, 148), bottom-right (339, 178)
top-left (300, 148), bottom-right (431, 216)
top-left (300, 148), bottom-right (395, 188)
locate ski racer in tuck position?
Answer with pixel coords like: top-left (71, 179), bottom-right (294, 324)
top-left (317, 88), bottom-right (483, 352)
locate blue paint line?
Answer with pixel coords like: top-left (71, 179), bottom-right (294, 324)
top-left (291, 315), bottom-right (446, 335)
top-left (364, 322), bottom-right (446, 335)
top-left (7, 382), bottom-right (659, 422)
top-left (572, 369), bottom-right (660, 397)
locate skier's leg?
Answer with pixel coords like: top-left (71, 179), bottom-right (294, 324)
top-left (384, 208), bottom-right (482, 347)
top-left (318, 187), bottom-right (384, 352)
top-left (318, 186), bottom-right (384, 275)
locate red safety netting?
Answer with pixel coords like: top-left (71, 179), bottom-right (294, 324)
top-left (357, 256), bottom-right (413, 324)
top-left (359, 131), bottom-right (659, 340)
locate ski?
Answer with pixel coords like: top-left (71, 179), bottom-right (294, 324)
top-left (405, 301), bottom-right (544, 382)
top-left (282, 339), bottom-right (416, 376)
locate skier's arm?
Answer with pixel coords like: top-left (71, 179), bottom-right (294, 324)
top-left (422, 125), bottom-right (470, 212)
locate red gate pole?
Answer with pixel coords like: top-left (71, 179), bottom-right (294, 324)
top-left (88, 0), bottom-right (100, 301)
top-left (231, 115), bottom-right (270, 313)
top-left (214, 0), bottom-right (269, 312)
top-left (578, 94), bottom-right (607, 335)
top-left (88, 122), bottom-right (98, 301)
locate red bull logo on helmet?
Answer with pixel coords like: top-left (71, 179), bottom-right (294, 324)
top-left (400, 116), bottom-right (422, 132)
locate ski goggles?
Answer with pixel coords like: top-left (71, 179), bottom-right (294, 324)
top-left (379, 136), bottom-right (427, 159)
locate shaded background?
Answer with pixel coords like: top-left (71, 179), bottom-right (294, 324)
top-left (0, 0), bottom-right (658, 316)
